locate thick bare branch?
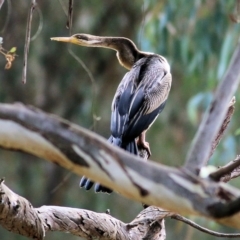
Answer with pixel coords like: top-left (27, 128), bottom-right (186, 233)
top-left (0, 181), bottom-right (166, 240)
top-left (0, 103), bottom-right (240, 228)
top-left (185, 43), bottom-right (240, 172)
top-left (1, 180), bottom-right (239, 240)
top-left (0, 179), bottom-right (45, 239)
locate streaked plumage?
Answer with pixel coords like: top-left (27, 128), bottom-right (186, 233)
top-left (51, 34), bottom-right (172, 193)
top-left (109, 54), bottom-right (171, 155)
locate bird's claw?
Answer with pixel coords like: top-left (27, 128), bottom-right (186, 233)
top-left (137, 140), bottom-right (151, 157)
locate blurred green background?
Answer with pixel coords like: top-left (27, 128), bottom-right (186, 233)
top-left (1, 0), bottom-right (240, 239)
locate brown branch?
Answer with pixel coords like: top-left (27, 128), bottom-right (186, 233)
top-left (0, 180), bottom-right (166, 240)
top-left (185, 43), bottom-right (240, 173)
top-left (2, 179), bottom-right (239, 240)
top-left (22, 0), bottom-right (37, 84)
top-left (210, 155), bottom-right (240, 182)
top-left (171, 214), bottom-right (240, 238)
top-left (66, 0), bottom-right (73, 30)
top-left (0, 179), bottom-right (45, 239)
top-left (209, 96), bottom-right (236, 158)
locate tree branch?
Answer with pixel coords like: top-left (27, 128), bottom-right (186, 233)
top-left (1, 180), bottom-right (240, 240)
top-left (0, 179), bottom-right (45, 239)
top-left (171, 214), bottom-right (240, 238)
top-left (0, 103), bottom-right (240, 227)
top-left (22, 0), bottom-right (37, 84)
top-left (210, 155), bottom-right (240, 182)
top-left (209, 96), bottom-right (236, 158)
top-left (185, 43), bottom-right (240, 172)
top-left (0, 180), bottom-right (166, 240)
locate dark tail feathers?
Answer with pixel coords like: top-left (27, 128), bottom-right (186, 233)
top-left (79, 136), bottom-right (138, 193)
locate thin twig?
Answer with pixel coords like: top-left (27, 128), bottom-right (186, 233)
top-left (50, 172), bottom-right (72, 194)
top-left (66, 0), bottom-right (73, 30)
top-left (185, 41), bottom-right (240, 173)
top-left (30, 6), bottom-right (43, 41)
top-left (0, 0), bottom-right (11, 33)
top-left (22, 0), bottom-right (37, 84)
top-left (210, 155), bottom-right (240, 182)
top-left (0, 0), bottom-right (4, 9)
top-left (67, 47), bottom-right (99, 131)
top-left (171, 214), bottom-right (240, 238)
top-left (58, 0), bottom-right (68, 16)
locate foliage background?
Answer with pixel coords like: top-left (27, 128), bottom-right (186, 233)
top-left (0, 0), bottom-right (240, 239)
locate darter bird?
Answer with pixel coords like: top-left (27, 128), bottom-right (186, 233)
top-left (51, 34), bottom-right (172, 193)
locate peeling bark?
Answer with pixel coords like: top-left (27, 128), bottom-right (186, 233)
top-left (0, 181), bottom-right (166, 240)
top-left (209, 96), bottom-right (236, 159)
top-left (0, 179), bottom-right (45, 239)
top-left (185, 43), bottom-right (240, 172)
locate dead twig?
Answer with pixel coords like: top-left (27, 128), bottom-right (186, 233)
top-left (172, 214), bottom-right (240, 238)
top-left (210, 155), bottom-right (240, 182)
top-left (22, 0), bottom-right (37, 84)
top-left (66, 0), bottom-right (73, 30)
top-left (209, 96), bottom-right (236, 158)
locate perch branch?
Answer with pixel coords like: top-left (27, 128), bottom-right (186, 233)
top-left (1, 104), bottom-right (240, 227)
top-left (0, 181), bottom-right (166, 240)
top-left (185, 43), bottom-right (240, 172)
top-left (1, 180), bottom-right (240, 240)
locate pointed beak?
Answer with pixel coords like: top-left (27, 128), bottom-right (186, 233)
top-left (51, 36), bottom-right (78, 44)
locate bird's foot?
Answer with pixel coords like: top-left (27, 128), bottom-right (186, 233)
top-left (137, 140), bottom-right (151, 157)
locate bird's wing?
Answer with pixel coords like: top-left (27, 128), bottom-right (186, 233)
top-left (111, 69), bottom-right (139, 113)
top-left (110, 70), bottom-right (139, 138)
top-left (110, 57), bottom-right (172, 141)
top-left (124, 65), bottom-right (172, 140)
top-left (144, 70), bottom-right (172, 114)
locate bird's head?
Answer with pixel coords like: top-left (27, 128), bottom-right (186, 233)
top-left (51, 33), bottom-right (145, 70)
top-left (51, 34), bottom-right (102, 47)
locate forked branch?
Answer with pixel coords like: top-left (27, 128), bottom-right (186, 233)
top-left (0, 103), bottom-right (240, 228)
top-left (1, 180), bottom-right (240, 240)
top-left (185, 43), bottom-right (240, 172)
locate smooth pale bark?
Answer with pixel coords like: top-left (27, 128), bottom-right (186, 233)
top-left (0, 103), bottom-right (240, 229)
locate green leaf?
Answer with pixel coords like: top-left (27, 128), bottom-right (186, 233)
top-left (9, 47), bottom-right (17, 53)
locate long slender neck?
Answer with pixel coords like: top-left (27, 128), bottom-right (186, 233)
top-left (90, 36), bottom-right (149, 70)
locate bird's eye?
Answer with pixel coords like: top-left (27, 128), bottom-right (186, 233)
top-left (76, 35), bottom-right (88, 41)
